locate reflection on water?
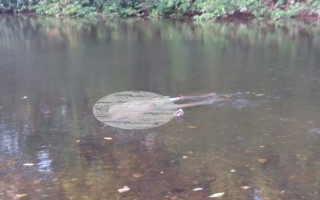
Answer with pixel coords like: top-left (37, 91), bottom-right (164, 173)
top-left (1, 16), bottom-right (320, 199)
top-left (37, 149), bottom-right (52, 174)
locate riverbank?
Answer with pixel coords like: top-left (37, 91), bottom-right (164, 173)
top-left (0, 0), bottom-right (319, 22)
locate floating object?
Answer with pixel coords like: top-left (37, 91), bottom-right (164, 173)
top-left (22, 96), bottom-right (27, 99)
top-left (193, 188), bottom-right (203, 191)
top-left (23, 163), bottom-right (34, 166)
top-left (103, 137), bottom-right (112, 140)
top-left (209, 192), bottom-right (225, 198)
top-left (118, 186), bottom-right (130, 193)
top-left (187, 126), bottom-right (197, 129)
top-left (93, 91), bottom-right (177, 130)
top-left (132, 173), bottom-right (142, 178)
top-left (258, 158), bottom-right (268, 164)
top-left (241, 186), bottom-right (251, 190)
top-left (16, 194), bottom-right (27, 198)
top-left (253, 92), bottom-right (265, 97)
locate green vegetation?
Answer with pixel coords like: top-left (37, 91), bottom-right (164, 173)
top-left (0, 0), bottom-right (320, 20)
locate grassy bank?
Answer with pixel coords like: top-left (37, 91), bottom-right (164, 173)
top-left (0, 0), bottom-right (319, 21)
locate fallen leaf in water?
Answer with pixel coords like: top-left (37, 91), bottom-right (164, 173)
top-left (104, 137), bottom-right (112, 140)
top-left (187, 126), bottom-right (197, 129)
top-left (23, 163), bottom-right (34, 166)
top-left (254, 93), bottom-right (265, 97)
top-left (241, 186), bottom-right (251, 190)
top-left (244, 150), bottom-right (251, 154)
top-left (118, 186), bottom-right (130, 193)
top-left (209, 192), bottom-right (225, 198)
top-left (132, 173), bottom-right (142, 178)
top-left (16, 194), bottom-right (27, 198)
top-left (193, 188), bottom-right (203, 191)
top-left (258, 158), bottom-right (268, 164)
top-left (33, 179), bottom-right (41, 185)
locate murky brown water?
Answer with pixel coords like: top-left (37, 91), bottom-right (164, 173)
top-left (1, 16), bottom-right (320, 200)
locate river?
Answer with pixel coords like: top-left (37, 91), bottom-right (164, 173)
top-left (1, 16), bottom-right (320, 199)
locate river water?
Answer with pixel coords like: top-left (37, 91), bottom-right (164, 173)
top-left (1, 16), bottom-right (320, 200)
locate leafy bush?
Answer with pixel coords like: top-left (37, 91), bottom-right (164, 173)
top-left (1, 0), bottom-right (319, 20)
top-left (30, 0), bottom-right (96, 16)
top-left (0, 0), bottom-right (37, 12)
top-left (193, 0), bottom-right (262, 20)
top-left (306, 0), bottom-right (320, 15)
top-left (308, 0), bottom-right (320, 8)
top-left (271, 2), bottom-right (301, 19)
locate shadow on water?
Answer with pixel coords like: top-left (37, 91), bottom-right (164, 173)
top-left (1, 16), bottom-right (320, 199)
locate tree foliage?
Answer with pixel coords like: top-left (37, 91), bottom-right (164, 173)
top-left (1, 0), bottom-right (320, 20)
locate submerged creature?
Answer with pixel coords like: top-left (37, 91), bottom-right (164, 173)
top-left (94, 91), bottom-right (266, 129)
top-left (107, 93), bottom-right (230, 122)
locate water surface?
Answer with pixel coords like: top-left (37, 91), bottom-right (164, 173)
top-left (1, 16), bottom-right (320, 199)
